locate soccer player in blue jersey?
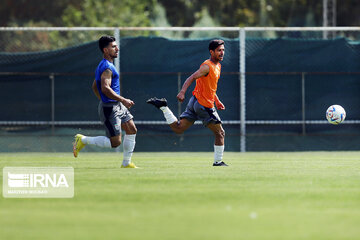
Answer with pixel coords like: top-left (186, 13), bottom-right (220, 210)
top-left (73, 36), bottom-right (138, 168)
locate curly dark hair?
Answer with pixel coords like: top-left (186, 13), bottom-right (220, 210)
top-left (208, 39), bottom-right (224, 51)
top-left (98, 35), bottom-right (116, 53)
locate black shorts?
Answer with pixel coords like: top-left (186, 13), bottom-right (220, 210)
top-left (180, 96), bottom-right (222, 126)
top-left (98, 101), bottom-right (133, 137)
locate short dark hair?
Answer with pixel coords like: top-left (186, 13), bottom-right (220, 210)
top-left (99, 35), bottom-right (116, 53)
top-left (209, 39), bottom-right (224, 51)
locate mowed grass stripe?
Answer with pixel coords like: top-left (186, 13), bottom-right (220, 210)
top-left (0, 152), bottom-right (359, 240)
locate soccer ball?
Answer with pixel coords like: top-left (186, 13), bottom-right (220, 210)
top-left (326, 105), bottom-right (346, 125)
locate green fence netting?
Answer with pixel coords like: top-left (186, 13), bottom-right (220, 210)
top-left (1, 37), bottom-right (360, 152)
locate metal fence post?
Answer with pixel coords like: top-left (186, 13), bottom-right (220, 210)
top-left (302, 72), bottom-right (306, 135)
top-left (114, 28), bottom-right (120, 74)
top-left (49, 73), bottom-right (55, 134)
top-left (177, 72), bottom-right (182, 117)
top-left (240, 28), bottom-right (246, 152)
top-left (114, 28), bottom-right (121, 152)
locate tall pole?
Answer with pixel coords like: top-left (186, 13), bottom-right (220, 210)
top-left (301, 72), bottom-right (306, 135)
top-left (240, 28), bottom-right (246, 152)
top-left (50, 73), bottom-right (55, 135)
top-left (114, 28), bottom-right (120, 152)
top-left (114, 28), bottom-right (120, 73)
top-left (323, 0), bottom-right (337, 39)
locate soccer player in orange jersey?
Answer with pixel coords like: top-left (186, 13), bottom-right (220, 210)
top-left (147, 39), bottom-right (228, 166)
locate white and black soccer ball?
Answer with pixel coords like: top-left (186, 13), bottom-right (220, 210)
top-left (326, 105), bottom-right (346, 125)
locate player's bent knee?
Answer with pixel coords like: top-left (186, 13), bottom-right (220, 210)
top-left (170, 124), bottom-right (185, 134)
top-left (173, 127), bottom-right (185, 134)
top-left (126, 125), bottom-right (137, 135)
top-left (111, 142), bottom-right (121, 148)
top-left (110, 138), bottom-right (121, 148)
top-left (132, 127), bottom-right (138, 134)
top-left (126, 128), bottom-right (137, 135)
top-left (174, 129), bottom-right (184, 134)
top-left (215, 129), bottom-right (225, 139)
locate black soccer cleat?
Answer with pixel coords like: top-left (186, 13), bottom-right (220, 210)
top-left (213, 161), bottom-right (229, 166)
top-left (146, 97), bottom-right (168, 109)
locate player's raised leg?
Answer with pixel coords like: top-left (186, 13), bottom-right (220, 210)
top-left (147, 97), bottom-right (193, 134)
top-left (207, 123), bottom-right (227, 166)
top-left (147, 97), bottom-right (176, 124)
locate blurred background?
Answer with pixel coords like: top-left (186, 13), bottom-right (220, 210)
top-left (0, 0), bottom-right (360, 152)
top-left (1, 0), bottom-right (360, 30)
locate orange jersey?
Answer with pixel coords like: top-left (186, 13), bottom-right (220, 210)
top-left (192, 59), bottom-right (221, 108)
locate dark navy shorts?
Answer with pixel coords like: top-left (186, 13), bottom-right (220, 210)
top-left (98, 101), bottom-right (133, 137)
top-left (180, 96), bottom-right (222, 126)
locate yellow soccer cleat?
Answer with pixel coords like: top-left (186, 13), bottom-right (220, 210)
top-left (121, 162), bottom-right (138, 168)
top-left (73, 134), bottom-right (86, 158)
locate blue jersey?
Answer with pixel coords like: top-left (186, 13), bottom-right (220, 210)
top-left (95, 59), bottom-right (120, 103)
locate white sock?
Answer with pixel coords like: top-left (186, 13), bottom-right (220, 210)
top-left (81, 136), bottom-right (111, 148)
top-left (122, 134), bottom-right (136, 166)
top-left (214, 145), bottom-right (225, 163)
top-left (160, 106), bottom-right (178, 124)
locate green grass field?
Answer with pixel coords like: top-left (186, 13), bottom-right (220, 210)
top-left (0, 152), bottom-right (359, 240)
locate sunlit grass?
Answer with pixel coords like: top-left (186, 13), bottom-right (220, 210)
top-left (0, 152), bottom-right (360, 240)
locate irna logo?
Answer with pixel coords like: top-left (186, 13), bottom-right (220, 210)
top-left (8, 173), bottom-right (69, 188)
top-left (3, 167), bottom-right (74, 198)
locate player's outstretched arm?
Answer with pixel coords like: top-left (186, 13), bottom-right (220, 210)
top-left (215, 94), bottom-right (225, 110)
top-left (177, 64), bottom-right (210, 102)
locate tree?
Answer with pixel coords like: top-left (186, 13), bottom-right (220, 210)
top-left (62, 0), bottom-right (156, 27)
top-left (0, 0), bottom-right (80, 26)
